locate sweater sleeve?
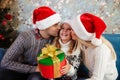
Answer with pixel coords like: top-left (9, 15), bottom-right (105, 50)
top-left (67, 53), bottom-right (81, 76)
top-left (86, 44), bottom-right (111, 80)
top-left (1, 32), bottom-right (36, 73)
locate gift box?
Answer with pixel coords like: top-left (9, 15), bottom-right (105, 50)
top-left (37, 45), bottom-right (66, 79)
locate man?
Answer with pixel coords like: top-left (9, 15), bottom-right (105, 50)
top-left (0, 6), bottom-right (61, 80)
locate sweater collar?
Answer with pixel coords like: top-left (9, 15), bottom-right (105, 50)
top-left (59, 39), bottom-right (71, 46)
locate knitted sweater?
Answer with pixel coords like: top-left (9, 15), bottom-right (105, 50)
top-left (83, 44), bottom-right (118, 80)
top-left (59, 39), bottom-right (81, 79)
top-left (1, 30), bottom-right (53, 73)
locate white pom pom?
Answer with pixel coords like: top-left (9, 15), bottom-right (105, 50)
top-left (91, 38), bottom-right (102, 46)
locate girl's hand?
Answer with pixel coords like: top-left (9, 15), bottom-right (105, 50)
top-left (60, 60), bottom-right (71, 75)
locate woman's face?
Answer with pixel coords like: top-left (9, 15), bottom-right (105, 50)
top-left (71, 30), bottom-right (79, 40)
top-left (59, 23), bottom-right (72, 43)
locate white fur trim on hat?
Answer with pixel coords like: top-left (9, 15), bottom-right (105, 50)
top-left (91, 37), bottom-right (102, 46)
top-left (35, 13), bottom-right (61, 30)
top-left (68, 14), bottom-right (94, 41)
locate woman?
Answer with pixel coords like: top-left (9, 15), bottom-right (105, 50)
top-left (67, 13), bottom-right (118, 80)
top-left (52, 22), bottom-right (81, 80)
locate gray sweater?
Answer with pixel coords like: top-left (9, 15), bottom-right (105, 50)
top-left (1, 30), bottom-right (53, 73)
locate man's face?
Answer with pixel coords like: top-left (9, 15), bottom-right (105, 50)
top-left (46, 23), bottom-right (61, 37)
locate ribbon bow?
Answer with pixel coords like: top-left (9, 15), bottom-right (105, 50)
top-left (41, 44), bottom-right (58, 57)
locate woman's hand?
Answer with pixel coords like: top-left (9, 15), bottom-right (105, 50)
top-left (60, 60), bottom-right (71, 75)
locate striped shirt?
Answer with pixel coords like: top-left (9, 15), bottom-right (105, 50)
top-left (1, 30), bottom-right (54, 73)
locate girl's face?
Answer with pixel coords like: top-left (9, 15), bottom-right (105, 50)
top-left (71, 30), bottom-right (79, 40)
top-left (59, 23), bottom-right (72, 43)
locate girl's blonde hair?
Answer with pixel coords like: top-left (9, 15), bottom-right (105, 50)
top-left (52, 22), bottom-right (82, 54)
top-left (52, 37), bottom-right (81, 54)
top-left (78, 36), bottom-right (116, 60)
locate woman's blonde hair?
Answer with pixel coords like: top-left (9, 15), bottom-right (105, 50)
top-left (101, 36), bottom-right (116, 60)
top-left (78, 36), bottom-right (116, 60)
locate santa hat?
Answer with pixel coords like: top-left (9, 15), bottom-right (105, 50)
top-left (68, 13), bottom-right (106, 46)
top-left (33, 6), bottom-right (61, 30)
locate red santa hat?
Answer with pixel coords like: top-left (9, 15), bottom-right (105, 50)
top-left (33, 6), bottom-right (61, 30)
top-left (69, 13), bottom-right (106, 46)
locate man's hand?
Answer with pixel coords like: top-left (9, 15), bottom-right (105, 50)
top-left (36, 66), bottom-right (40, 72)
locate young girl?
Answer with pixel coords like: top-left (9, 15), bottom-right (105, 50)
top-left (52, 22), bottom-right (81, 80)
top-left (68, 13), bottom-right (118, 80)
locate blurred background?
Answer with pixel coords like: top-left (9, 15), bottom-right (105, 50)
top-left (0, 0), bottom-right (120, 48)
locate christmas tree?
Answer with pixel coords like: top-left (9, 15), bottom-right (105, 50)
top-left (0, 0), bottom-right (18, 48)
